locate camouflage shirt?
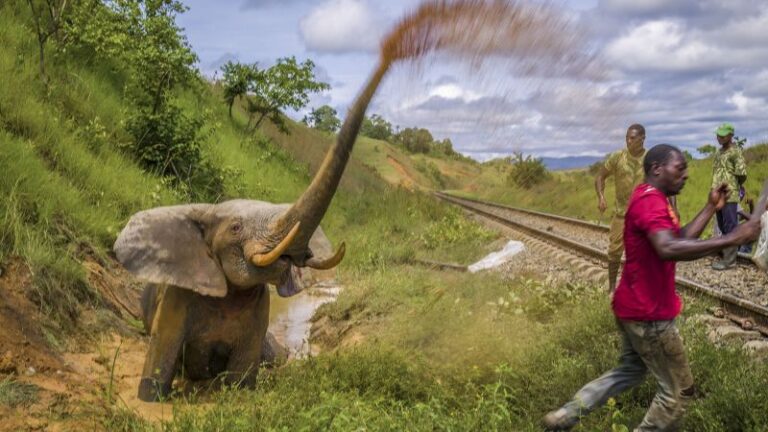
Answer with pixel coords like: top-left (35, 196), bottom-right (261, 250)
top-left (711, 145), bottom-right (747, 203)
top-left (604, 148), bottom-right (646, 217)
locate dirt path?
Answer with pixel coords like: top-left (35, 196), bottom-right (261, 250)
top-left (386, 155), bottom-right (417, 189)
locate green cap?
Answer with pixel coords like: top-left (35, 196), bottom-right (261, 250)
top-left (715, 123), bottom-right (734, 137)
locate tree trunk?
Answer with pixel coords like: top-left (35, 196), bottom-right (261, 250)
top-left (27, 0), bottom-right (48, 83)
top-left (252, 112), bottom-right (267, 130)
top-left (151, 73), bottom-right (169, 115)
top-left (37, 36), bottom-right (47, 82)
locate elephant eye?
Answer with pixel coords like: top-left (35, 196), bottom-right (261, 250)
top-left (230, 222), bottom-right (242, 234)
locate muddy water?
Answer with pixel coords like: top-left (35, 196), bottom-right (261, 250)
top-left (268, 280), bottom-right (340, 358)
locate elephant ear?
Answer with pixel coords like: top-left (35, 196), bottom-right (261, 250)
top-left (114, 204), bottom-right (227, 297)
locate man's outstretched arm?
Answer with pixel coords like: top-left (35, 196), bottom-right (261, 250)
top-left (650, 184), bottom-right (760, 261)
top-left (677, 184), bottom-right (729, 240)
top-left (648, 228), bottom-right (755, 262)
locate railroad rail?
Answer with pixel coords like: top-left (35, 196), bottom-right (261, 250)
top-left (435, 192), bottom-right (768, 336)
top-left (436, 192), bottom-right (754, 264)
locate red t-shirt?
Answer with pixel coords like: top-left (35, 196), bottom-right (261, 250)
top-left (612, 183), bottom-right (682, 321)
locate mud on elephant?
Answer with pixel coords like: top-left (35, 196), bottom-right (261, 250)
top-left (116, 201), bottom-right (339, 401)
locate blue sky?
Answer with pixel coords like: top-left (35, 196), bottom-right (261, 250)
top-left (177, 0), bottom-right (768, 160)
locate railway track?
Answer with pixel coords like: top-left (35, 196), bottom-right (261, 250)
top-left (438, 192), bottom-right (755, 265)
top-left (435, 192), bottom-right (768, 337)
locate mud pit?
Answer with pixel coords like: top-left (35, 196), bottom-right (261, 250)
top-left (0, 256), bottom-right (341, 428)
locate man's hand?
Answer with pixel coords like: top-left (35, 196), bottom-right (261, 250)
top-left (708, 183), bottom-right (730, 210)
top-left (598, 195), bottom-right (607, 214)
top-left (727, 217), bottom-right (762, 245)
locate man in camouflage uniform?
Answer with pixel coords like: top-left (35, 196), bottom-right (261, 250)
top-left (711, 122), bottom-right (748, 270)
top-left (595, 124), bottom-right (646, 291)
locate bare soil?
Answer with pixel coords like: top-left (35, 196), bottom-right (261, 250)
top-left (386, 155), bottom-right (417, 189)
top-left (0, 255), bottom-right (342, 430)
top-left (0, 257), bottom-right (163, 430)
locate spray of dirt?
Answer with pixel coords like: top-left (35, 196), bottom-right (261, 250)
top-left (380, 0), bottom-right (592, 75)
top-left (376, 0), bottom-right (626, 156)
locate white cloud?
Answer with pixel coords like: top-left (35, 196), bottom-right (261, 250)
top-left (605, 20), bottom-right (723, 72)
top-left (728, 91), bottom-right (767, 114)
top-left (299, 0), bottom-right (386, 53)
top-left (428, 84), bottom-right (483, 102)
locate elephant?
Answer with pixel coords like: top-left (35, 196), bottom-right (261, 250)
top-left (114, 58), bottom-right (393, 402)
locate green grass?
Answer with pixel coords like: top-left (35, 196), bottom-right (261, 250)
top-left (4, 1), bottom-right (768, 430)
top-left (104, 273), bottom-right (768, 431)
top-left (0, 377), bottom-right (39, 408)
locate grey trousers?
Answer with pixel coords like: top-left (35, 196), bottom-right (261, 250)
top-left (563, 319), bottom-right (694, 432)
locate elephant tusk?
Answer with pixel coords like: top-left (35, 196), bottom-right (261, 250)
top-left (304, 242), bottom-right (346, 270)
top-left (251, 222), bottom-right (301, 267)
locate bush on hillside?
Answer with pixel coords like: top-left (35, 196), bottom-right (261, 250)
top-left (414, 159), bottom-right (446, 189)
top-left (507, 152), bottom-right (550, 189)
top-left (697, 144), bottom-right (716, 158)
top-left (64, 0), bottom-right (227, 199)
top-left (745, 143), bottom-right (768, 164)
top-left (360, 114), bottom-right (393, 141)
top-left (303, 105), bottom-right (340, 133)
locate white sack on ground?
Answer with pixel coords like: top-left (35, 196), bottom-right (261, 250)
top-left (753, 212), bottom-right (768, 271)
top-left (468, 240), bottom-right (525, 273)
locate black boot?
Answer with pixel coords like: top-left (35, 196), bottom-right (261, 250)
top-left (713, 247), bottom-right (737, 270)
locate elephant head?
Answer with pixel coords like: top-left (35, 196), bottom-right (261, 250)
top-left (114, 60), bottom-right (393, 298)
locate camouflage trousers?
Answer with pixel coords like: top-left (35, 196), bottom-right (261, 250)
top-left (608, 214), bottom-right (625, 263)
top-left (562, 319), bottom-right (695, 431)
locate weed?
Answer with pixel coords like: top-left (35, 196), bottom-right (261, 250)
top-left (0, 377), bottom-right (39, 408)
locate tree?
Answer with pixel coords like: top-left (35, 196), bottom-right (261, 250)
top-left (394, 127), bottom-right (433, 153)
top-left (360, 114), bottom-right (393, 141)
top-left (221, 61), bottom-right (259, 118)
top-left (697, 144), bottom-right (716, 157)
top-left (65, 0), bottom-right (224, 199)
top-left (67, 0), bottom-right (199, 113)
top-left (432, 138), bottom-right (455, 156)
top-left (26, 0), bottom-right (70, 82)
top-left (246, 57), bottom-right (329, 133)
top-left (304, 105), bottom-right (341, 133)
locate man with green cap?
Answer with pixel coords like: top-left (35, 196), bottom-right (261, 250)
top-left (595, 123), bottom-right (646, 291)
top-left (711, 122), bottom-right (747, 270)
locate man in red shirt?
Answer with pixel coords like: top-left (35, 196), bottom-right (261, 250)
top-left (543, 144), bottom-right (762, 431)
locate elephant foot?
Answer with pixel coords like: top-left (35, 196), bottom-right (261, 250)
top-left (261, 332), bottom-right (288, 367)
top-left (138, 377), bottom-right (171, 402)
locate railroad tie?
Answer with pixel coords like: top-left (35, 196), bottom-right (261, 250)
top-left (690, 313), bottom-right (768, 358)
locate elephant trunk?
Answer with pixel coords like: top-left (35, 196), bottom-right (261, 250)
top-left (271, 59), bottom-right (392, 262)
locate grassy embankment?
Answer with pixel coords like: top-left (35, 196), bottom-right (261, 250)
top-left (2, 2), bottom-right (768, 430)
top-left (455, 146), bottom-right (768, 227)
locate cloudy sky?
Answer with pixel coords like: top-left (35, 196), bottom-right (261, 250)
top-left (177, 0), bottom-right (768, 160)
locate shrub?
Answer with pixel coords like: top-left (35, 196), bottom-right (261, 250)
top-left (744, 142), bottom-right (768, 164)
top-left (507, 152), bottom-right (550, 189)
top-left (414, 159), bottom-right (446, 189)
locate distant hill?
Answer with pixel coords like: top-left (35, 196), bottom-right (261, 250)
top-left (541, 156), bottom-right (602, 171)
